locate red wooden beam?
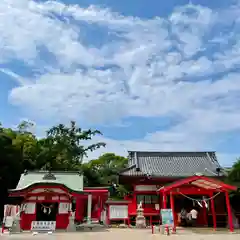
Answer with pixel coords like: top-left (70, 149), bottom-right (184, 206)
top-left (24, 199), bottom-right (70, 203)
top-left (24, 192), bottom-right (68, 197)
top-left (171, 189), bottom-right (215, 195)
top-left (84, 189), bottom-right (108, 193)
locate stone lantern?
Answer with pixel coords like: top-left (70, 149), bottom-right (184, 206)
top-left (135, 201), bottom-right (146, 228)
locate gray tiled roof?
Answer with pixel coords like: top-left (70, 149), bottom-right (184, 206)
top-left (120, 151), bottom-right (223, 177)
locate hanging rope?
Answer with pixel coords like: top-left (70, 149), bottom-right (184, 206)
top-left (41, 204), bottom-right (53, 215)
top-left (178, 192), bottom-right (221, 201)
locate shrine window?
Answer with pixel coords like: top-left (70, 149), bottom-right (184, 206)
top-left (136, 194), bottom-right (159, 205)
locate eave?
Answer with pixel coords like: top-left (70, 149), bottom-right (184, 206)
top-left (8, 182), bottom-right (88, 196)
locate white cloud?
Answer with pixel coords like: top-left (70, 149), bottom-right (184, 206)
top-left (1, 0), bottom-right (240, 164)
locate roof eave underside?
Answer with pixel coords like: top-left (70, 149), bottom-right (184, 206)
top-left (159, 176), bottom-right (237, 192)
top-left (119, 166), bottom-right (224, 178)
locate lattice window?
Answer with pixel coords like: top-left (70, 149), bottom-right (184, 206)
top-left (151, 195), bottom-right (159, 204)
top-left (137, 195), bottom-right (145, 204)
top-left (136, 195), bottom-right (159, 205)
top-left (144, 195), bottom-right (152, 204)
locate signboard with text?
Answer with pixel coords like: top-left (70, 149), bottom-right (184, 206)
top-left (31, 221), bottom-right (56, 232)
top-left (160, 209), bottom-right (173, 226)
top-left (109, 205), bottom-right (128, 219)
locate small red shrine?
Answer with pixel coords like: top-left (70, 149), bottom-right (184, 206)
top-left (118, 151), bottom-right (238, 231)
top-left (7, 171), bottom-right (109, 230)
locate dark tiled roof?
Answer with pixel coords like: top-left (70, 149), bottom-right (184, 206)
top-left (119, 167), bottom-right (145, 176)
top-left (120, 151), bottom-right (223, 177)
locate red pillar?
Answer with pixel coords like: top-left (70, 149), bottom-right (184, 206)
top-left (170, 192), bottom-right (176, 233)
top-left (210, 193), bottom-right (216, 230)
top-left (98, 196), bottom-right (102, 221)
top-left (163, 192), bottom-right (167, 209)
top-left (107, 205), bottom-right (111, 225)
top-left (225, 191), bottom-right (234, 232)
top-left (159, 192), bottom-right (162, 231)
top-left (163, 192), bottom-right (168, 233)
top-left (75, 197), bottom-right (84, 222)
top-left (202, 200), bottom-right (208, 227)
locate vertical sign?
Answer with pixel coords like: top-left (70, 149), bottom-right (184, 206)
top-left (160, 209), bottom-right (173, 226)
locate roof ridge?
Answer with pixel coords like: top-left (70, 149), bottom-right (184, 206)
top-left (128, 151), bottom-right (216, 154)
top-left (23, 170), bottom-right (81, 175)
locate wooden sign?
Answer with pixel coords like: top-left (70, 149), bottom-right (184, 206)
top-left (109, 205), bottom-right (128, 219)
top-left (135, 185), bottom-right (158, 191)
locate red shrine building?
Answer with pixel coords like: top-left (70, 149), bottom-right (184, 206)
top-left (119, 151), bottom-right (238, 231)
top-left (7, 171), bottom-right (108, 230)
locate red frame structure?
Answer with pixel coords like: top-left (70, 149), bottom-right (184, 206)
top-left (158, 175), bottom-right (237, 232)
top-left (8, 185), bottom-right (109, 230)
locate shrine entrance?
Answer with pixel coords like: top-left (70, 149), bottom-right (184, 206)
top-left (36, 202), bottom-right (58, 221)
top-left (158, 175), bottom-right (237, 232)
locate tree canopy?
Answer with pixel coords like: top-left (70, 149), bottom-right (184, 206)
top-left (81, 153), bottom-right (129, 198)
top-left (228, 158), bottom-right (240, 183)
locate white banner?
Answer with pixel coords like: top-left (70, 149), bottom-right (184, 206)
top-left (3, 205), bottom-right (18, 227)
top-left (109, 205), bottom-right (128, 219)
top-left (4, 216), bottom-right (14, 227)
top-left (135, 185), bottom-right (158, 191)
top-left (59, 203), bottom-right (69, 214)
top-left (101, 210), bottom-right (107, 222)
top-left (31, 221), bottom-right (56, 232)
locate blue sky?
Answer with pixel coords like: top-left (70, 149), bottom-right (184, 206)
top-left (1, 0), bottom-right (240, 166)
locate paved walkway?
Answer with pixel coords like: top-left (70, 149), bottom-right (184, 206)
top-left (1, 228), bottom-right (240, 240)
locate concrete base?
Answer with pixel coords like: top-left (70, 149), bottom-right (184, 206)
top-left (67, 214), bottom-right (76, 232)
top-left (10, 219), bottom-right (21, 234)
top-left (136, 216), bottom-right (146, 229)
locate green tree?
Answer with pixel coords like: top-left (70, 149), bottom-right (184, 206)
top-left (81, 162), bottom-right (102, 187)
top-left (0, 120), bottom-right (40, 171)
top-left (225, 158), bottom-right (240, 214)
top-left (0, 125), bottom-right (22, 222)
top-left (13, 121), bottom-right (39, 170)
top-left (83, 153), bottom-right (129, 198)
top-left (87, 153), bottom-right (127, 184)
top-left (228, 158), bottom-right (240, 183)
top-left (39, 121), bottom-right (106, 170)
